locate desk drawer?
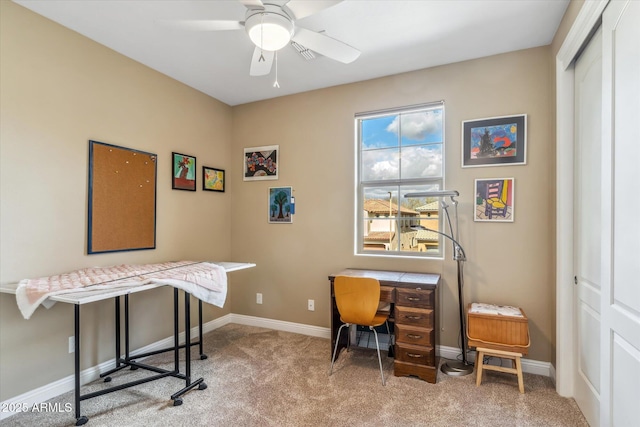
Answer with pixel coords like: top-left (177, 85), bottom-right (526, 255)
top-left (395, 306), bottom-right (433, 328)
top-left (396, 288), bottom-right (434, 309)
top-left (394, 360), bottom-right (437, 384)
top-left (396, 343), bottom-right (435, 366)
top-left (395, 324), bottom-right (434, 346)
top-left (380, 286), bottom-right (394, 303)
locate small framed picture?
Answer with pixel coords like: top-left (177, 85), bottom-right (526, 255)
top-left (172, 152), bottom-right (196, 191)
top-left (203, 166), bottom-right (225, 192)
top-left (268, 186), bottom-right (293, 224)
top-left (474, 178), bottom-right (515, 222)
top-left (462, 114), bottom-right (526, 168)
top-left (244, 145), bottom-right (278, 181)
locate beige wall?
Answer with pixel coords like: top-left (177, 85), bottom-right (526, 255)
top-left (230, 46), bottom-right (555, 363)
top-left (1, 0), bottom-right (564, 402)
top-left (0, 1), bottom-right (233, 400)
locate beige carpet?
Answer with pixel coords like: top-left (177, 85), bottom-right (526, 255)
top-left (3, 324), bottom-right (587, 426)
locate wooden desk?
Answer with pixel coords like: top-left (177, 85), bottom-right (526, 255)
top-left (328, 269), bottom-right (440, 383)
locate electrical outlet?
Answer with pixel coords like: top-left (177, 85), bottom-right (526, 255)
top-left (308, 299), bottom-right (315, 311)
top-left (256, 293), bottom-right (263, 304)
top-left (68, 336), bottom-right (75, 353)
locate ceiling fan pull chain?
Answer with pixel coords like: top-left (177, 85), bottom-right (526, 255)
top-left (273, 51), bottom-right (280, 88)
top-left (258, 13), bottom-right (265, 62)
top-left (260, 12), bottom-right (265, 53)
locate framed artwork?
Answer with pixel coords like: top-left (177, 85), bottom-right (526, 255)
top-left (203, 166), bottom-right (225, 192)
top-left (172, 152), bottom-right (196, 191)
top-left (462, 114), bottom-right (526, 167)
top-left (268, 186), bottom-right (293, 224)
top-left (474, 178), bottom-right (514, 222)
top-left (244, 145), bottom-right (279, 181)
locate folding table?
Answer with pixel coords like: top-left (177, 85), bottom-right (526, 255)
top-left (0, 261), bottom-right (255, 425)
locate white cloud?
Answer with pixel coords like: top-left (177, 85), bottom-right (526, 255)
top-left (386, 111), bottom-right (442, 141)
top-left (401, 146), bottom-right (442, 178)
top-left (362, 150), bottom-right (398, 180)
top-left (362, 145), bottom-right (442, 181)
top-left (371, 160), bottom-right (398, 178)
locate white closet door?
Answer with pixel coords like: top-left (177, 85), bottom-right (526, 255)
top-left (573, 26), bottom-right (603, 427)
top-left (600, 1), bottom-right (640, 426)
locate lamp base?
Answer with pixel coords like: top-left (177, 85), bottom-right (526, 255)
top-left (441, 360), bottom-right (474, 376)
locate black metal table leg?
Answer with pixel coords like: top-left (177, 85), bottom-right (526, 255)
top-left (198, 299), bottom-right (207, 360)
top-left (100, 296), bottom-right (125, 382)
top-left (74, 304), bottom-right (88, 426)
top-left (174, 288), bottom-right (180, 373)
top-left (115, 296), bottom-right (121, 367)
top-left (171, 291), bottom-right (206, 405)
top-left (124, 294), bottom-right (137, 370)
top-left (185, 293), bottom-right (191, 384)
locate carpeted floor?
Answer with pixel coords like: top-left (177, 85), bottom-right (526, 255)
top-left (2, 324), bottom-right (588, 426)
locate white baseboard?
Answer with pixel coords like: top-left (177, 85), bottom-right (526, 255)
top-left (436, 345), bottom-right (553, 377)
top-left (549, 362), bottom-right (557, 385)
top-left (0, 315), bottom-right (552, 420)
top-left (228, 313), bottom-right (331, 338)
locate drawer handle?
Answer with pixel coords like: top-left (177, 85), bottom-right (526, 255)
top-left (407, 353), bottom-right (424, 358)
top-left (407, 297), bottom-right (421, 302)
top-left (406, 334), bottom-right (422, 339)
top-left (406, 315), bottom-right (422, 320)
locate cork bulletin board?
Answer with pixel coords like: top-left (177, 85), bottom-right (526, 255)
top-left (88, 140), bottom-right (157, 254)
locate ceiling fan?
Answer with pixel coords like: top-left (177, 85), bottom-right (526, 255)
top-left (163, 0), bottom-right (360, 77)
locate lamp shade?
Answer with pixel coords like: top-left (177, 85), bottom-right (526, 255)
top-left (245, 12), bottom-right (293, 52)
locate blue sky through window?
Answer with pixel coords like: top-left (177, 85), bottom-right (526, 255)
top-left (362, 109), bottom-right (442, 150)
top-left (362, 115), bottom-right (398, 149)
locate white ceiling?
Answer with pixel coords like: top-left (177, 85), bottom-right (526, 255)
top-left (14, 0), bottom-right (569, 106)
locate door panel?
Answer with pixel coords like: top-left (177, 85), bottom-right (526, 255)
top-left (611, 334), bottom-right (640, 427)
top-left (578, 304), bottom-right (600, 392)
top-left (602, 1), bottom-right (640, 425)
top-left (574, 25), bottom-right (602, 427)
top-left (611, 1), bottom-right (640, 317)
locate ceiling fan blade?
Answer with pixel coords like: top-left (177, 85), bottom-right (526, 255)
top-left (250, 47), bottom-right (274, 76)
top-left (284, 0), bottom-right (342, 20)
top-left (292, 27), bottom-right (360, 64)
top-left (238, 0), bottom-right (265, 10)
top-left (157, 19), bottom-right (244, 31)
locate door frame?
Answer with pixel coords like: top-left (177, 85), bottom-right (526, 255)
top-left (555, 0), bottom-right (609, 397)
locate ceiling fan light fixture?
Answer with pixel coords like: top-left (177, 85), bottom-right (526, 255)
top-left (245, 12), bottom-right (293, 52)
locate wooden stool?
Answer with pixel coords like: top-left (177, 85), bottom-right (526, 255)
top-left (475, 347), bottom-right (524, 393)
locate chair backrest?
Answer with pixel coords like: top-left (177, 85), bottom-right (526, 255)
top-left (334, 276), bottom-right (380, 325)
top-left (486, 181), bottom-right (503, 200)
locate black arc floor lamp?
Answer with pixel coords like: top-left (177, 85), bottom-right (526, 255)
top-left (404, 190), bottom-right (474, 376)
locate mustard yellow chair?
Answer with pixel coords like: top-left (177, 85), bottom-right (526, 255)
top-left (484, 179), bottom-right (509, 219)
top-left (329, 276), bottom-right (390, 385)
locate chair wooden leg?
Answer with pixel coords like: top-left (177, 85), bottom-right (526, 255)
top-left (515, 355), bottom-right (524, 394)
top-left (475, 347), bottom-right (525, 393)
top-left (475, 350), bottom-right (485, 387)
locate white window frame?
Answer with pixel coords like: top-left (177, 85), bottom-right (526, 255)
top-left (354, 101), bottom-right (445, 259)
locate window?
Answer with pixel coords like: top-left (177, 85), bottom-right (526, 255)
top-left (356, 102), bottom-right (445, 258)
